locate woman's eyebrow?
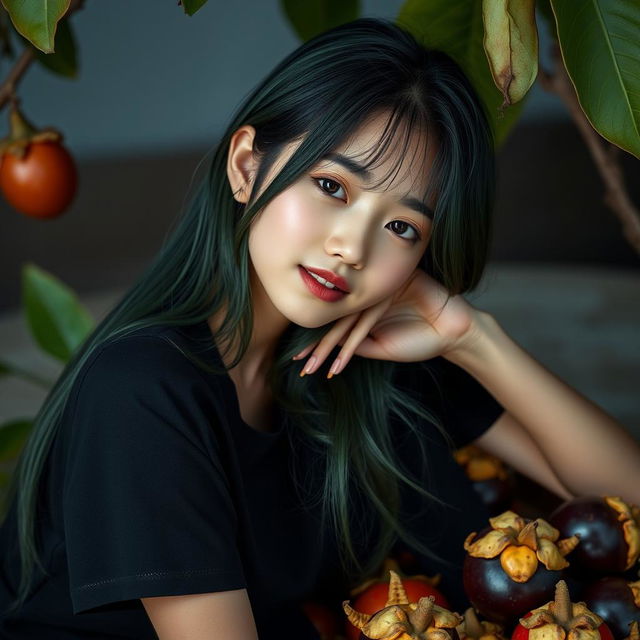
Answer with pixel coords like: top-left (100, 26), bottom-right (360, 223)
top-left (321, 152), bottom-right (434, 220)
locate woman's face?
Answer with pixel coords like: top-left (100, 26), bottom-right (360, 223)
top-left (241, 113), bottom-right (436, 329)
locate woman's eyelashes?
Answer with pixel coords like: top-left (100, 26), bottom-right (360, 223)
top-left (310, 176), bottom-right (421, 243)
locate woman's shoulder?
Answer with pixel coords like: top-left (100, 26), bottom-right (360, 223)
top-left (74, 322), bottom-right (222, 399)
top-left (63, 322), bottom-right (230, 450)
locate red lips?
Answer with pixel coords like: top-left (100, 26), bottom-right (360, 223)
top-left (302, 266), bottom-right (350, 293)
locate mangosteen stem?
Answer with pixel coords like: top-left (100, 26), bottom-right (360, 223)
top-left (464, 608), bottom-right (484, 638)
top-left (553, 580), bottom-right (572, 624)
top-left (409, 596), bottom-right (435, 633)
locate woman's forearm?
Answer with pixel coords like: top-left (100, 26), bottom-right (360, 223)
top-left (447, 310), bottom-right (640, 505)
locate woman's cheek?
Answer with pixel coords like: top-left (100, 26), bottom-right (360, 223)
top-left (275, 188), bottom-right (323, 238)
top-left (369, 256), bottom-right (417, 300)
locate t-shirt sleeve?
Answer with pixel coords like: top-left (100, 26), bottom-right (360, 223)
top-left (62, 335), bottom-right (246, 615)
top-left (398, 357), bottom-right (505, 450)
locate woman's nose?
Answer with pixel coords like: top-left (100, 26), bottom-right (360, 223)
top-left (323, 216), bottom-right (372, 269)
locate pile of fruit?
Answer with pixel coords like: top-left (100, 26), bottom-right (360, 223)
top-left (301, 446), bottom-right (640, 640)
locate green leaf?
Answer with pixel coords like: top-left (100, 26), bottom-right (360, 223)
top-left (551, 0), bottom-right (640, 159)
top-left (397, 0), bottom-right (528, 149)
top-left (22, 263), bottom-right (94, 363)
top-left (180, 0), bottom-right (207, 17)
top-left (0, 360), bottom-right (9, 377)
top-left (32, 17), bottom-right (77, 77)
top-left (0, 418), bottom-right (33, 461)
top-left (281, 0), bottom-right (360, 42)
top-left (1, 0), bottom-right (70, 54)
top-left (482, 0), bottom-right (538, 105)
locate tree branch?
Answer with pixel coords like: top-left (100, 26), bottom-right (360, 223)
top-left (538, 42), bottom-right (640, 254)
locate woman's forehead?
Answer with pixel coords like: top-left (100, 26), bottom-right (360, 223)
top-left (263, 110), bottom-right (438, 203)
top-left (325, 112), bottom-right (437, 199)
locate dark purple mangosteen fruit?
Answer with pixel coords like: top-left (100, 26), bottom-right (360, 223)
top-left (582, 575), bottom-right (640, 640)
top-left (548, 496), bottom-right (640, 577)
top-left (461, 511), bottom-right (580, 627)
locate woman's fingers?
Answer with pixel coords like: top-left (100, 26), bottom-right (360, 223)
top-left (291, 341), bottom-right (318, 361)
top-left (298, 297), bottom-right (393, 378)
top-left (325, 298), bottom-right (393, 377)
top-left (297, 312), bottom-right (362, 376)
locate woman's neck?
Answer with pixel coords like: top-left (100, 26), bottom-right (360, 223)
top-left (207, 265), bottom-right (291, 389)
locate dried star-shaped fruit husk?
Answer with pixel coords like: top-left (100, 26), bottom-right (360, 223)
top-left (454, 445), bottom-right (509, 482)
top-left (515, 580), bottom-right (614, 640)
top-left (343, 569), bottom-right (462, 640)
top-left (604, 497), bottom-right (640, 570)
top-left (464, 510), bottom-right (579, 583)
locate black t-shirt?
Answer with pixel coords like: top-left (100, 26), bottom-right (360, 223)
top-left (0, 319), bottom-right (504, 639)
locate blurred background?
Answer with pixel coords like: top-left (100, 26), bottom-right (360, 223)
top-left (0, 0), bottom-right (638, 437)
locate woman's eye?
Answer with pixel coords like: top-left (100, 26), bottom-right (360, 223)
top-left (312, 176), bottom-right (420, 243)
top-left (387, 220), bottom-right (420, 242)
top-left (313, 177), bottom-right (347, 201)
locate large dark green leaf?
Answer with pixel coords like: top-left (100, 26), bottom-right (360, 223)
top-left (22, 263), bottom-right (94, 363)
top-left (0, 418), bottom-right (33, 462)
top-left (1, 0), bottom-right (70, 53)
top-left (281, 0), bottom-right (360, 42)
top-left (180, 0), bottom-right (208, 17)
top-left (397, 0), bottom-right (527, 149)
top-left (551, 0), bottom-right (640, 159)
top-left (32, 17), bottom-right (77, 77)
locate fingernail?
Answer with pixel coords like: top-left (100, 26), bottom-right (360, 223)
top-left (327, 357), bottom-right (341, 379)
top-left (299, 355), bottom-right (317, 377)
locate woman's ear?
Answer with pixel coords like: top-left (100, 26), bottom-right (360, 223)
top-left (227, 125), bottom-right (259, 204)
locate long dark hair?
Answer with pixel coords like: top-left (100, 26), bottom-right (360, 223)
top-left (2, 16), bottom-right (496, 614)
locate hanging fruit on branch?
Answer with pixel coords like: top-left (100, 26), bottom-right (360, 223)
top-left (548, 496), bottom-right (640, 577)
top-left (582, 576), bottom-right (640, 640)
top-left (0, 95), bottom-right (77, 219)
top-left (342, 569), bottom-right (463, 640)
top-left (511, 579), bottom-right (614, 640)
top-left (462, 510), bottom-right (580, 626)
top-left (345, 557), bottom-right (450, 640)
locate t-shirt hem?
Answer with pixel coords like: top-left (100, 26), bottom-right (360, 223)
top-left (71, 569), bottom-right (247, 614)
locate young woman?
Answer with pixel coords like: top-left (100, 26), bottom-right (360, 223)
top-left (1, 16), bottom-right (639, 640)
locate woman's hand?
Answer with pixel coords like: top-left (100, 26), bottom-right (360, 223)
top-left (294, 268), bottom-right (485, 378)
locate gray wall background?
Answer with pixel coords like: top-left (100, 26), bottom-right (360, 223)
top-left (0, 0), bottom-right (638, 314)
top-left (0, 2), bottom-right (638, 453)
top-left (7, 0), bottom-right (567, 162)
